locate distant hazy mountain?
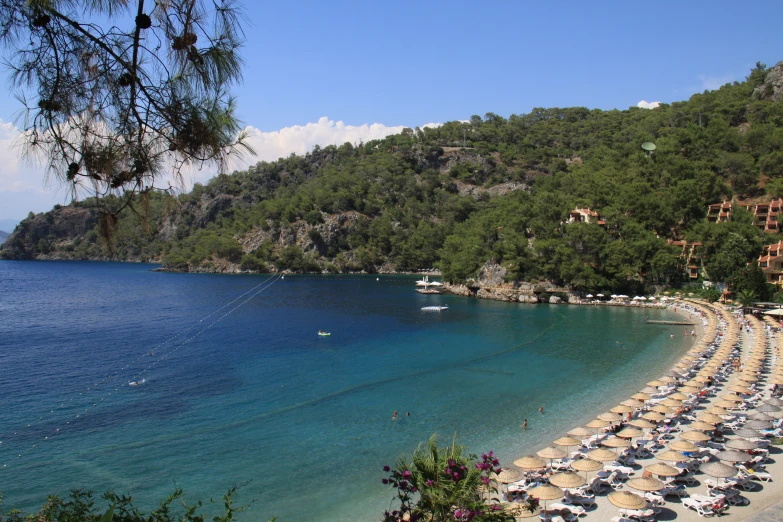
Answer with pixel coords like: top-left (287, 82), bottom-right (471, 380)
top-left (0, 230), bottom-right (9, 245)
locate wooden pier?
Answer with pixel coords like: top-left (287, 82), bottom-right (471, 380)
top-left (646, 320), bottom-right (696, 326)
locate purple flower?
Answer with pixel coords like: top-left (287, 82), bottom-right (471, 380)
top-left (402, 470), bottom-right (411, 479)
top-left (383, 465), bottom-right (390, 472)
top-left (492, 458), bottom-right (499, 466)
top-left (488, 451), bottom-right (494, 458)
top-left (480, 476), bottom-right (489, 485)
top-left (475, 463), bottom-right (482, 470)
top-left (481, 453), bottom-right (487, 460)
top-left (425, 479), bottom-right (433, 486)
top-left (400, 480), bottom-right (408, 489)
top-left (454, 510), bottom-right (463, 518)
top-left (382, 478), bottom-right (388, 484)
top-left (494, 467), bottom-right (502, 474)
top-left (492, 505), bottom-right (500, 511)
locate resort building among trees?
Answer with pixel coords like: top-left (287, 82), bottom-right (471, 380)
top-left (707, 199), bottom-right (783, 232)
top-left (568, 208), bottom-right (606, 226)
top-left (667, 239), bottom-right (704, 280)
top-left (758, 240), bottom-right (783, 286)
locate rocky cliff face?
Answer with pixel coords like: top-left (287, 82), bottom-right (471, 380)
top-left (0, 207), bottom-right (100, 260)
top-left (444, 261), bottom-right (578, 304)
top-left (754, 61), bottom-right (783, 102)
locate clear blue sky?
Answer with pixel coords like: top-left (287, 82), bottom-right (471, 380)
top-left (0, 0), bottom-right (782, 225)
top-left (232, 0), bottom-right (783, 130)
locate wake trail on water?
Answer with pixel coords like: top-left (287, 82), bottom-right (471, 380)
top-left (66, 311), bottom-right (570, 455)
top-left (0, 274), bottom-right (282, 469)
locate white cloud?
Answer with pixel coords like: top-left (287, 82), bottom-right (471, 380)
top-left (637, 100), bottom-right (661, 109)
top-left (0, 117), bottom-right (440, 220)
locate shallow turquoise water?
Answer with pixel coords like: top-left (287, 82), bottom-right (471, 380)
top-left (0, 262), bottom-right (695, 521)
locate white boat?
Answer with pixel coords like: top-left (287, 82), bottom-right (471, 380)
top-left (421, 305), bottom-right (448, 311)
top-left (416, 276), bottom-right (444, 288)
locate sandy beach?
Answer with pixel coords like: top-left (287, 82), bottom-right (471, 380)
top-left (497, 299), bottom-right (783, 521)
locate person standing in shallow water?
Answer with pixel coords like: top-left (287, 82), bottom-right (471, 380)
top-left (522, 418), bottom-right (528, 430)
top-left (392, 410), bottom-right (398, 420)
top-left (538, 406), bottom-right (544, 414)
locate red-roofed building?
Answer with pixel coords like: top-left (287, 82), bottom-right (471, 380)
top-left (707, 199), bottom-right (783, 232)
top-left (667, 239), bottom-right (704, 280)
top-left (568, 208), bottom-right (606, 227)
top-left (758, 240), bottom-right (783, 286)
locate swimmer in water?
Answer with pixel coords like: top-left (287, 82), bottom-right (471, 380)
top-left (539, 406), bottom-right (544, 414)
top-left (522, 418), bottom-right (528, 430)
top-left (392, 410), bottom-right (398, 420)
top-left (406, 412), bottom-right (410, 417)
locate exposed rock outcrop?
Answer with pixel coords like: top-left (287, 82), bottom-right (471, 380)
top-left (0, 206), bottom-right (99, 259)
top-left (754, 61), bottom-right (783, 102)
top-left (443, 261), bottom-right (572, 304)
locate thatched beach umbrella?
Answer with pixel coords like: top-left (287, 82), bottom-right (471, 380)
top-left (553, 436), bottom-right (580, 448)
top-left (728, 385), bottom-right (752, 394)
top-left (536, 446), bottom-right (567, 462)
top-left (527, 484), bottom-right (564, 511)
top-left (599, 412), bottom-right (623, 422)
top-left (696, 413), bottom-right (724, 425)
top-left (701, 461), bottom-right (738, 488)
top-left (757, 403), bottom-right (782, 414)
top-left (610, 405), bottom-right (634, 414)
top-left (641, 411), bottom-right (665, 422)
top-left (657, 450), bottom-right (690, 463)
top-left (712, 401), bottom-right (735, 410)
top-left (496, 468), bottom-right (522, 484)
top-left (567, 426), bottom-right (595, 438)
top-left (764, 398), bottom-right (783, 407)
top-left (616, 428), bottom-right (643, 439)
top-left (602, 437), bottom-right (632, 449)
top-left (706, 406), bottom-right (730, 415)
top-left (733, 427), bottom-right (762, 438)
top-left (621, 399), bottom-right (643, 408)
top-left (726, 438), bottom-right (758, 451)
top-left (689, 421), bottom-right (718, 431)
top-left (629, 419), bottom-right (655, 429)
top-left (668, 392), bottom-right (689, 400)
top-left (608, 491), bottom-right (647, 511)
top-left (644, 462), bottom-right (680, 477)
top-left (627, 476), bottom-right (665, 492)
top-left (632, 393), bottom-right (652, 401)
top-left (571, 458), bottom-right (602, 478)
top-left (715, 450), bottom-right (752, 463)
top-left (651, 405), bottom-right (672, 414)
top-left (503, 502), bottom-right (539, 518)
top-left (588, 448), bottom-right (620, 462)
top-left (549, 471), bottom-right (585, 489)
top-left (661, 398), bottom-right (683, 407)
top-left (514, 455), bottom-right (546, 470)
top-left (747, 412), bottom-right (774, 421)
top-left (669, 440), bottom-right (699, 452)
top-left (745, 419), bottom-right (773, 430)
top-left (647, 380), bottom-right (665, 387)
top-left (586, 419), bottom-right (611, 429)
top-left (681, 430), bottom-right (711, 442)
top-left (679, 385), bottom-right (700, 394)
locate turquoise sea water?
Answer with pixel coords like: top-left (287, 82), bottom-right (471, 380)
top-left (0, 261), bottom-right (695, 521)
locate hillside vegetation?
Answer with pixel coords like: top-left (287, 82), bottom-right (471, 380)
top-left (3, 61), bottom-right (783, 293)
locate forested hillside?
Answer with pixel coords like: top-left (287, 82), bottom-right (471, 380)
top-left (3, 61), bottom-right (783, 293)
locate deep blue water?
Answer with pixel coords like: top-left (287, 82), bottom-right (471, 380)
top-left (0, 261), bottom-right (695, 521)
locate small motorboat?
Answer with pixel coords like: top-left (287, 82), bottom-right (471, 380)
top-left (128, 378), bottom-right (145, 386)
top-left (421, 305), bottom-right (448, 312)
top-left (318, 331), bottom-right (331, 336)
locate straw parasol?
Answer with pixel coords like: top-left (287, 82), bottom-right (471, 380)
top-left (661, 398), bottom-right (683, 407)
top-left (647, 380), bottom-right (665, 387)
top-left (571, 458), bottom-right (602, 473)
top-left (764, 398), bottom-right (783, 407)
top-left (679, 386), bottom-right (700, 394)
top-left (536, 446), bottom-right (567, 461)
top-left (632, 393), bottom-right (652, 401)
top-left (701, 461), bottom-right (738, 488)
top-left (681, 430), bottom-right (711, 442)
top-left (669, 440), bottom-right (699, 452)
top-left (553, 436), bottom-right (580, 447)
top-left (608, 491), bottom-right (647, 511)
top-left (656, 450), bottom-right (690, 463)
top-left (706, 406), bottom-right (729, 415)
top-left (659, 376), bottom-right (677, 383)
top-left (527, 484), bottom-right (564, 510)
top-left (747, 412), bottom-right (774, 421)
top-left (621, 399), bottom-right (643, 408)
top-left (514, 455), bottom-right (546, 470)
top-left (716, 450), bottom-right (751, 463)
top-left (651, 405), bottom-right (672, 414)
top-left (712, 400), bottom-right (735, 410)
top-left (720, 394), bottom-right (744, 403)
top-left (616, 428), bottom-right (643, 439)
top-left (587, 419), bottom-right (611, 428)
top-left (599, 412), bottom-right (623, 422)
top-left (629, 419), bottom-right (655, 429)
top-left (640, 386), bottom-right (660, 394)
top-left (626, 476), bottom-right (665, 492)
top-left (503, 502), bottom-right (539, 518)
top-left (567, 426), bottom-right (595, 437)
top-left (696, 413), bottom-right (724, 424)
top-left (644, 462), bottom-right (681, 477)
top-left (733, 427), bottom-right (762, 439)
top-left (641, 411), bottom-right (665, 422)
top-left (610, 405), bottom-right (634, 414)
top-left (726, 438), bottom-right (758, 451)
top-left (549, 471), bottom-right (586, 489)
top-left (588, 448), bottom-right (620, 462)
top-left (745, 419), bottom-right (773, 430)
top-left (602, 437), bottom-right (632, 449)
top-left (757, 403), bottom-right (782, 414)
top-left (689, 421), bottom-right (718, 431)
top-left (728, 385), bottom-right (752, 394)
top-left (496, 468), bottom-right (522, 484)
top-left (668, 392), bottom-right (689, 400)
